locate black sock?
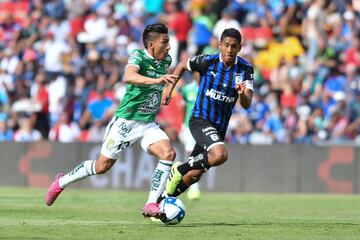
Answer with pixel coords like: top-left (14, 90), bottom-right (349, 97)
top-left (157, 192), bottom-right (168, 203)
top-left (156, 179), bottom-right (190, 202)
top-left (170, 179), bottom-right (189, 197)
top-left (178, 152), bottom-right (210, 175)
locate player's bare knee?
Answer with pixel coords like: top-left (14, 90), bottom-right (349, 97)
top-left (217, 153), bottom-right (228, 165)
top-left (209, 151), bottom-right (228, 166)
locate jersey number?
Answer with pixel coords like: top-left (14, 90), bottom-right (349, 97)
top-left (117, 141), bottom-right (130, 151)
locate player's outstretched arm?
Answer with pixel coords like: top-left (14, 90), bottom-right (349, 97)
top-left (161, 60), bottom-right (188, 105)
top-left (124, 65), bottom-right (178, 85)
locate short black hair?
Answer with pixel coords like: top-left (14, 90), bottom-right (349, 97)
top-left (220, 28), bottom-right (242, 44)
top-left (142, 23), bottom-right (168, 48)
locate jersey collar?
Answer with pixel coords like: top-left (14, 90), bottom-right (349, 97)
top-left (144, 49), bottom-right (154, 59)
top-left (219, 53), bottom-right (238, 67)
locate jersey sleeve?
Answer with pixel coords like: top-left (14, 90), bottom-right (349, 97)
top-left (126, 50), bottom-right (142, 69)
top-left (244, 65), bottom-right (254, 91)
top-left (186, 54), bottom-right (210, 73)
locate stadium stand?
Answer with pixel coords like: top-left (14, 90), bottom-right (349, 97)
top-left (0, 0), bottom-right (358, 145)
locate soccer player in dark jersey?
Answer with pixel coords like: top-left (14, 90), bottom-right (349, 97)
top-left (161, 28), bottom-right (254, 198)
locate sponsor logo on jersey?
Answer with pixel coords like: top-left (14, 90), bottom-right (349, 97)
top-left (205, 89), bottom-right (235, 103)
top-left (148, 65), bottom-right (156, 70)
top-left (210, 134), bottom-right (219, 141)
top-left (138, 92), bottom-right (160, 113)
top-left (210, 71), bottom-right (217, 78)
top-left (235, 74), bottom-right (243, 84)
top-left (149, 85), bottom-right (164, 90)
top-left (146, 70), bottom-right (156, 76)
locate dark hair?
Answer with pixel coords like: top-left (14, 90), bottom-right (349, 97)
top-left (142, 23), bottom-right (168, 48)
top-left (175, 1), bottom-right (183, 12)
top-left (220, 28), bottom-right (242, 44)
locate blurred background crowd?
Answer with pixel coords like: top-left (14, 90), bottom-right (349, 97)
top-left (0, 0), bottom-right (359, 145)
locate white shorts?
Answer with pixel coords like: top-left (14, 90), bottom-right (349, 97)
top-left (178, 124), bottom-right (196, 153)
top-left (101, 117), bottom-right (169, 159)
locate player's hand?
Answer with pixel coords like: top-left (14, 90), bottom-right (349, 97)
top-left (161, 85), bottom-right (173, 105)
top-left (157, 74), bottom-right (178, 84)
top-left (235, 81), bottom-right (247, 95)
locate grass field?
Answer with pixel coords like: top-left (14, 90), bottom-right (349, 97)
top-left (0, 187), bottom-right (360, 240)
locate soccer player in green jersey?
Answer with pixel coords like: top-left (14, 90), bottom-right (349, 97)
top-left (45, 23), bottom-right (178, 220)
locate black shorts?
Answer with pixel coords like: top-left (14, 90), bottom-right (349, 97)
top-left (189, 117), bottom-right (225, 152)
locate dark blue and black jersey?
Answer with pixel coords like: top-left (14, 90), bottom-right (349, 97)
top-left (187, 53), bottom-right (254, 134)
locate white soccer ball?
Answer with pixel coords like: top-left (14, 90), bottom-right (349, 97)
top-left (160, 197), bottom-right (186, 225)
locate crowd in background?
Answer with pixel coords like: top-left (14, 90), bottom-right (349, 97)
top-left (0, 0), bottom-right (359, 145)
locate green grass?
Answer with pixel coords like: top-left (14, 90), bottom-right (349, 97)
top-left (0, 187), bottom-right (360, 240)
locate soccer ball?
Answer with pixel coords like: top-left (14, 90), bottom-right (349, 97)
top-left (160, 197), bottom-right (186, 225)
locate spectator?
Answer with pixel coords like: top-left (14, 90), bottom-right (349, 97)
top-left (77, 10), bottom-right (107, 44)
top-left (327, 110), bottom-right (349, 143)
top-left (202, 35), bottom-right (219, 55)
top-left (0, 0), bottom-right (358, 146)
top-left (14, 114), bottom-right (42, 142)
top-left (47, 74), bottom-right (67, 125)
top-left (0, 13), bottom-right (21, 45)
top-left (213, 8), bottom-right (240, 40)
top-left (263, 106), bottom-right (287, 143)
top-left (41, 31), bottom-right (70, 78)
top-left (79, 88), bottom-right (113, 141)
top-left (168, 1), bottom-right (192, 62)
top-left (49, 18), bottom-right (70, 41)
top-left (0, 118), bottom-right (13, 142)
top-left (227, 114), bottom-right (253, 144)
top-left (144, 0), bottom-right (165, 15)
top-left (49, 112), bottom-right (80, 142)
top-left (301, 0), bottom-right (327, 70)
top-left (44, 0), bottom-right (66, 20)
top-left (191, 6), bottom-right (213, 55)
top-left (30, 71), bottom-right (50, 139)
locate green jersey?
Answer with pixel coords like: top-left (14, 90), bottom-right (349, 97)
top-left (181, 81), bottom-right (198, 128)
top-left (115, 49), bottom-right (172, 122)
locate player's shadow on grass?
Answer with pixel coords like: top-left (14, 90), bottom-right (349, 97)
top-left (0, 238), bottom-right (48, 240)
top-left (165, 222), bottom-right (360, 228)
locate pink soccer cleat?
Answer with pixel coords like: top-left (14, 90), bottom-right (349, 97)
top-left (45, 173), bottom-right (64, 206)
top-left (142, 203), bottom-right (166, 219)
